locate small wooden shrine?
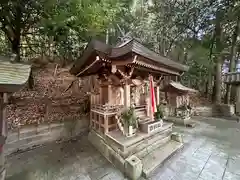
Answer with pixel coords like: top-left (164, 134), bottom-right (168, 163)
top-left (162, 81), bottom-right (198, 126)
top-left (0, 57), bottom-right (31, 180)
top-left (70, 39), bottom-right (189, 179)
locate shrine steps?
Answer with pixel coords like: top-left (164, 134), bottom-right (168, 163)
top-left (105, 123), bottom-right (173, 158)
top-left (135, 108), bottom-right (146, 118)
top-left (141, 140), bottom-right (183, 178)
top-left (134, 107), bottom-right (149, 121)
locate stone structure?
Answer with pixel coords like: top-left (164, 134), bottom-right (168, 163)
top-left (223, 72), bottom-right (240, 115)
top-left (5, 116), bottom-right (88, 156)
top-left (0, 58), bottom-right (31, 180)
top-left (70, 39), bottom-right (188, 179)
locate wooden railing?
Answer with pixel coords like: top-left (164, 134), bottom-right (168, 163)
top-left (90, 94), bottom-right (101, 105)
top-left (91, 104), bottom-right (123, 114)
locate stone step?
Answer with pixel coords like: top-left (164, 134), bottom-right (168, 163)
top-left (134, 135), bottom-right (171, 159)
top-left (129, 124), bottom-right (172, 156)
top-left (141, 140), bottom-right (183, 178)
top-left (134, 105), bottom-right (146, 109)
top-left (135, 110), bottom-right (146, 115)
top-left (135, 108), bottom-right (146, 112)
top-left (105, 123), bottom-right (173, 158)
top-left (136, 114), bottom-right (146, 118)
top-left (138, 118), bottom-right (151, 123)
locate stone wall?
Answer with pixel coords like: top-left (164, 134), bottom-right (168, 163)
top-left (163, 105), bottom-right (214, 117)
top-left (213, 104), bottom-right (235, 117)
top-left (5, 116), bottom-right (89, 156)
top-left (192, 104), bottom-right (236, 119)
top-left (192, 106), bottom-right (213, 117)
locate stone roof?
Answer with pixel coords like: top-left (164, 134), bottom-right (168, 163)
top-left (0, 57), bottom-right (31, 92)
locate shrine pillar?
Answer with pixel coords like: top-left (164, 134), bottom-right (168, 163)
top-left (236, 85), bottom-right (240, 103)
top-left (108, 79), bottom-right (112, 105)
top-left (0, 93), bottom-right (7, 180)
top-left (124, 82), bottom-right (131, 108)
top-left (235, 85), bottom-right (240, 115)
top-left (156, 86), bottom-right (160, 105)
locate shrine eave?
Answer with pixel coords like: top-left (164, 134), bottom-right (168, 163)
top-left (70, 39), bottom-right (189, 77)
top-left (162, 81), bottom-right (198, 94)
top-left (0, 58), bottom-right (31, 92)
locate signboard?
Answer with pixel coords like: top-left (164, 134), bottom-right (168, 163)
top-left (140, 120), bottom-right (163, 134)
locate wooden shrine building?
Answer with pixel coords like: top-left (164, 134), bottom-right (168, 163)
top-left (70, 39), bottom-right (189, 179)
top-left (0, 57), bottom-right (31, 180)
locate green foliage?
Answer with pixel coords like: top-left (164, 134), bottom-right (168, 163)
top-left (121, 107), bottom-right (138, 128)
top-left (154, 105), bottom-right (164, 120)
top-left (0, 0), bottom-right (240, 103)
top-left (40, 0), bottom-right (123, 59)
top-left (0, 0), bottom-right (47, 60)
top-left (0, 0), bottom-right (123, 61)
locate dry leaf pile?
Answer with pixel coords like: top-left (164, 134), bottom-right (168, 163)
top-left (7, 64), bottom-right (92, 129)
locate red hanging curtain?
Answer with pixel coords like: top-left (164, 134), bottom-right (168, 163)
top-left (149, 75), bottom-right (157, 121)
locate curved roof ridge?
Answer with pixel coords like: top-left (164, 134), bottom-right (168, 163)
top-left (132, 40), bottom-right (188, 71)
top-left (110, 39), bottom-right (134, 58)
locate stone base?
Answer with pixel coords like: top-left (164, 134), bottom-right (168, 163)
top-left (213, 104), bottom-right (235, 117)
top-left (88, 122), bottom-right (184, 179)
top-left (141, 140), bottom-right (183, 178)
top-left (139, 120), bottom-right (163, 133)
top-left (165, 117), bottom-right (195, 127)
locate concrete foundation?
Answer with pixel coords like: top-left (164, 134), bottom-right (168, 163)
top-left (88, 122), bottom-right (184, 179)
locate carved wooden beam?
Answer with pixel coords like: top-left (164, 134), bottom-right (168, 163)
top-left (76, 56), bottom-right (100, 77)
top-left (156, 75), bottom-right (164, 85)
top-left (118, 66), bottom-right (134, 80)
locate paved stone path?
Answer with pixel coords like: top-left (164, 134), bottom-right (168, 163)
top-left (6, 117), bottom-right (240, 180)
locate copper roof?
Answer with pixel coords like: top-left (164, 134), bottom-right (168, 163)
top-left (0, 57), bottom-right (31, 92)
top-left (70, 39), bottom-right (189, 76)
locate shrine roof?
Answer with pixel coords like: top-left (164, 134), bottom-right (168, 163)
top-left (162, 81), bottom-right (198, 94)
top-left (70, 39), bottom-right (189, 76)
top-left (0, 57), bottom-right (31, 92)
top-left (110, 39), bottom-right (189, 71)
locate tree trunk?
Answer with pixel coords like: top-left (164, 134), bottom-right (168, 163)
top-left (28, 70), bottom-right (34, 89)
top-left (11, 38), bottom-right (21, 62)
top-left (206, 73), bottom-right (213, 98)
top-left (207, 34), bottom-right (214, 100)
top-left (212, 74), bottom-right (216, 101)
top-left (224, 18), bottom-right (240, 104)
top-left (205, 79), bottom-right (209, 97)
top-left (213, 10), bottom-right (223, 104)
top-left (215, 60), bottom-right (222, 104)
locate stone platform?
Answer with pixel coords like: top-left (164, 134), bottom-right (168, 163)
top-left (166, 116), bottom-right (196, 128)
top-left (88, 122), bottom-right (183, 179)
